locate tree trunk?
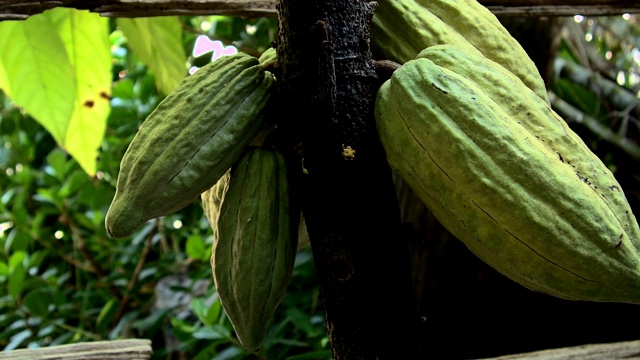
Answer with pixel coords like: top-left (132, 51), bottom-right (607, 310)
top-left (275, 0), bottom-right (418, 358)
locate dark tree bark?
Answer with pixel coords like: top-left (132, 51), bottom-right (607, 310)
top-left (275, 0), bottom-right (418, 358)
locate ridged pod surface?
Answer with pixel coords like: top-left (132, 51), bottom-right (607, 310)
top-left (211, 147), bottom-right (298, 351)
top-left (370, 0), bottom-right (548, 101)
top-left (258, 47), bottom-right (278, 68)
top-left (201, 169), bottom-right (230, 227)
top-left (105, 54), bottom-right (274, 238)
top-left (375, 51), bottom-right (640, 303)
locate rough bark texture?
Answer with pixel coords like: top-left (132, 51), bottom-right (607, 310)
top-left (275, 0), bottom-right (417, 358)
top-left (1, 0), bottom-right (639, 20)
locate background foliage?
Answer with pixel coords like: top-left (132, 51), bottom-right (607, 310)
top-left (0, 8), bottom-right (639, 360)
top-left (0, 12), bottom-right (329, 360)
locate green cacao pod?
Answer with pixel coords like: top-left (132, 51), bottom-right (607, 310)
top-left (371, 0), bottom-right (548, 101)
top-left (105, 54), bottom-right (274, 238)
top-left (201, 169), bottom-right (230, 227)
top-left (258, 47), bottom-right (278, 68)
top-left (210, 147), bottom-right (298, 350)
top-left (375, 48), bottom-right (640, 303)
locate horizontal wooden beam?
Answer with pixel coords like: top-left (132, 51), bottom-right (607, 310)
top-left (0, 339), bottom-right (152, 360)
top-left (485, 0), bottom-right (640, 16)
top-left (485, 338), bottom-right (640, 359)
top-left (0, 0), bottom-right (639, 21)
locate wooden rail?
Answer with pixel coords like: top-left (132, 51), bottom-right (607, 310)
top-left (0, 0), bottom-right (639, 20)
top-left (0, 339), bottom-right (152, 360)
top-left (484, 339), bottom-right (640, 359)
top-left (0, 337), bottom-right (639, 359)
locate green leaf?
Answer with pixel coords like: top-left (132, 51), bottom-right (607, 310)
top-left (0, 52), bottom-right (9, 94)
top-left (191, 325), bottom-right (227, 340)
top-left (192, 343), bottom-right (221, 360)
top-left (47, 8), bottom-right (112, 176)
top-left (23, 288), bottom-right (52, 318)
top-left (0, 262), bottom-right (7, 276)
top-left (131, 308), bottom-right (172, 336)
top-left (117, 17), bottom-right (187, 95)
top-left (6, 230), bottom-right (32, 253)
top-left (286, 307), bottom-right (322, 337)
top-left (96, 298), bottom-right (118, 333)
top-left (170, 317), bottom-right (198, 342)
top-left (8, 262), bottom-right (25, 298)
top-left (0, 13), bottom-right (76, 145)
top-left (212, 346), bottom-right (247, 360)
top-left (192, 297), bottom-right (211, 326)
top-left (186, 235), bottom-right (207, 261)
top-left (112, 79), bottom-right (135, 100)
top-left (59, 169), bottom-right (90, 198)
top-left (0, 9), bottom-right (112, 177)
top-left (285, 351), bottom-right (333, 360)
top-left (8, 251), bottom-right (27, 272)
top-left (45, 148), bottom-right (69, 180)
top-left (207, 296), bottom-right (222, 325)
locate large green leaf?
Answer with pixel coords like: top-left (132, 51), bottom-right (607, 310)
top-left (0, 14), bottom-right (76, 143)
top-left (117, 17), bottom-right (187, 95)
top-left (46, 8), bottom-right (112, 176)
top-left (0, 9), bottom-right (111, 176)
top-left (0, 37), bottom-right (10, 94)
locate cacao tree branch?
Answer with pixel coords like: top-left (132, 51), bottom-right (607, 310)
top-left (111, 229), bottom-right (153, 327)
top-left (549, 91), bottom-right (640, 160)
top-left (276, 0), bottom-right (417, 358)
top-left (1, 0), bottom-right (639, 21)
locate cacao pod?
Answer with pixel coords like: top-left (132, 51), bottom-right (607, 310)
top-left (210, 147), bottom-right (298, 351)
top-left (258, 47), bottom-right (278, 69)
top-left (375, 48), bottom-right (640, 303)
top-left (105, 54), bottom-right (274, 238)
top-left (370, 0), bottom-right (549, 101)
top-left (201, 169), bottom-right (230, 227)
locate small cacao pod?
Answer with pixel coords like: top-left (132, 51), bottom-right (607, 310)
top-left (210, 147), bottom-right (298, 351)
top-left (105, 54), bottom-right (274, 238)
top-left (370, 0), bottom-right (548, 101)
top-left (375, 48), bottom-right (640, 303)
top-left (258, 47), bottom-right (278, 69)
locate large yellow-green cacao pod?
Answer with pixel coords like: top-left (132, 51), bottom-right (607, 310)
top-left (211, 147), bottom-right (298, 351)
top-left (105, 54), bottom-right (274, 238)
top-left (416, 44), bottom-right (640, 248)
top-left (374, 50), bottom-right (640, 303)
top-left (371, 0), bottom-right (548, 101)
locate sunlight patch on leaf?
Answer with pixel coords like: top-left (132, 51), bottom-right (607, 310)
top-left (46, 8), bottom-right (112, 176)
top-left (0, 15), bottom-right (75, 142)
top-left (0, 9), bottom-right (112, 176)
